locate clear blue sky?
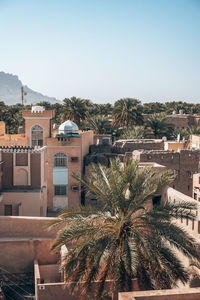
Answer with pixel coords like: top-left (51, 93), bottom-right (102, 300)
top-left (0, 0), bottom-right (200, 103)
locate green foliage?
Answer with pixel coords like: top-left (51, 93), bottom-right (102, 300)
top-left (173, 126), bottom-right (200, 141)
top-left (86, 115), bottom-right (112, 134)
top-left (119, 126), bottom-right (151, 139)
top-left (2, 98), bottom-right (200, 137)
top-left (112, 98), bottom-right (143, 128)
top-left (62, 97), bottom-right (88, 128)
top-left (147, 113), bottom-right (174, 138)
top-left (50, 158), bottom-right (200, 300)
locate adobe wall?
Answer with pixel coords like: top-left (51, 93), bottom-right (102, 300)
top-left (0, 217), bottom-right (58, 273)
top-left (119, 288), bottom-right (200, 300)
top-left (36, 278), bottom-right (139, 300)
top-left (0, 239), bottom-right (57, 273)
top-left (46, 137), bottom-right (82, 210)
top-left (165, 141), bottom-right (185, 151)
top-left (22, 110), bottom-right (54, 146)
top-left (0, 134), bottom-right (27, 146)
top-left (189, 135), bottom-right (200, 149)
top-left (113, 139), bottom-right (164, 154)
top-left (0, 121), bottom-right (5, 135)
top-left (137, 150), bottom-right (200, 197)
top-left (94, 134), bottom-right (112, 145)
top-left (1, 151), bottom-right (42, 189)
top-left (166, 115), bottom-right (195, 129)
top-left (0, 191), bottom-right (42, 216)
top-left (81, 130), bottom-right (94, 161)
top-left (162, 187), bottom-right (199, 237)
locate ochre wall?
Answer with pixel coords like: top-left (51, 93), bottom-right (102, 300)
top-left (0, 217), bottom-right (58, 273)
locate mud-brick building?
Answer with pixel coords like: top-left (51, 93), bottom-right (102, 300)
top-left (133, 149), bottom-right (200, 197)
top-left (0, 106), bottom-right (93, 215)
top-left (0, 146), bottom-right (48, 216)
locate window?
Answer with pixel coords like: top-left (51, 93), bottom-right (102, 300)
top-left (152, 196), bottom-right (161, 206)
top-left (71, 157), bottom-right (79, 162)
top-left (194, 193), bottom-right (197, 200)
top-left (54, 185), bottom-right (67, 196)
top-left (54, 153), bottom-right (68, 168)
top-left (31, 125), bottom-right (43, 147)
top-left (186, 170), bottom-right (192, 178)
top-left (4, 205), bottom-right (12, 216)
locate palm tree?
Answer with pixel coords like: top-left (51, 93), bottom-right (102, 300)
top-left (62, 97), bottom-right (88, 128)
top-left (50, 158), bottom-right (199, 300)
top-left (172, 126), bottom-right (200, 141)
top-left (112, 98), bottom-right (143, 128)
top-left (119, 126), bottom-right (151, 139)
top-left (86, 115), bottom-right (112, 134)
top-left (147, 113), bottom-right (174, 138)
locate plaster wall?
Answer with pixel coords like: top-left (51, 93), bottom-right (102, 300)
top-left (0, 191), bottom-right (43, 216)
top-left (0, 217), bottom-right (58, 273)
top-left (119, 288), bottom-right (200, 300)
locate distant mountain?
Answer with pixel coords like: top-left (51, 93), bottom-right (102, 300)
top-left (0, 71), bottom-right (60, 105)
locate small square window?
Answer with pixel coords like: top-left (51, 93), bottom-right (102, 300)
top-left (54, 185), bottom-right (67, 196)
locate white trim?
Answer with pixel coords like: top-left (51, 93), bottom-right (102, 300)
top-left (24, 117), bottom-right (51, 120)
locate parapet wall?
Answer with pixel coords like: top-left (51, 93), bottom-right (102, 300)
top-left (136, 149), bottom-right (200, 197)
top-left (0, 217), bottom-right (59, 273)
top-left (0, 216), bottom-right (57, 238)
top-left (113, 139), bottom-right (164, 154)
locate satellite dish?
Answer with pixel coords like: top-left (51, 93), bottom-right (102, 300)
top-left (162, 136), bottom-right (167, 142)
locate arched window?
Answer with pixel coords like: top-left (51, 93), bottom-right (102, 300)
top-left (31, 125), bottom-right (43, 147)
top-left (54, 152), bottom-right (68, 168)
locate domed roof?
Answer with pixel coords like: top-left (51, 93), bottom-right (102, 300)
top-left (58, 120), bottom-right (79, 134)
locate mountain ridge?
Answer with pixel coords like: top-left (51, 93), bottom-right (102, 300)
top-left (0, 71), bottom-right (60, 105)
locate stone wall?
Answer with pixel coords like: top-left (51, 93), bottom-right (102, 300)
top-left (135, 149), bottom-right (200, 197)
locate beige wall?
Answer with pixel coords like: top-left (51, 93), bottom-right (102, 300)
top-left (0, 121), bottom-right (5, 135)
top-left (119, 288), bottom-right (200, 300)
top-left (0, 216), bottom-right (58, 273)
top-left (0, 216), bottom-right (57, 238)
top-left (0, 239), bottom-right (57, 273)
top-left (189, 135), bottom-right (200, 150)
top-left (162, 187), bottom-right (199, 237)
top-left (0, 191), bottom-right (45, 216)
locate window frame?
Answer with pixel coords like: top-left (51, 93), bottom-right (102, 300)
top-left (31, 124), bottom-right (44, 147)
top-left (54, 185), bottom-right (68, 196)
top-left (53, 152), bottom-right (68, 168)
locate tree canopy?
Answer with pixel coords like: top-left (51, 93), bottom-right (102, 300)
top-left (50, 158), bottom-right (200, 300)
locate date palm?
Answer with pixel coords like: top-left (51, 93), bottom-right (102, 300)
top-left (86, 115), bottom-right (112, 134)
top-left (50, 158), bottom-right (199, 300)
top-left (147, 112), bottom-right (174, 138)
top-left (119, 126), bottom-right (151, 139)
top-left (112, 98), bottom-right (143, 128)
top-left (62, 97), bottom-right (88, 128)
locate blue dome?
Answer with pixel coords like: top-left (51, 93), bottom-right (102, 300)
top-left (58, 120), bottom-right (79, 134)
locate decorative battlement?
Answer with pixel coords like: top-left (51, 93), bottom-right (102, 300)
top-left (0, 145), bottom-right (47, 153)
top-left (22, 109), bottom-right (54, 119)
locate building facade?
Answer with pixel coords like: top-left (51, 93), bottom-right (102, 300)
top-left (0, 106), bottom-right (93, 215)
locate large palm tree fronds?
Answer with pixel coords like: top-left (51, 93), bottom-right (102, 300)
top-left (112, 98), bottom-right (143, 128)
top-left (147, 112), bottom-right (174, 138)
top-left (119, 126), bottom-right (151, 139)
top-left (62, 97), bottom-right (89, 128)
top-left (51, 158), bottom-right (199, 300)
top-left (86, 115), bottom-right (112, 134)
